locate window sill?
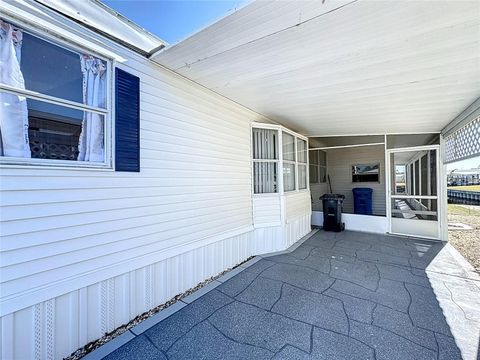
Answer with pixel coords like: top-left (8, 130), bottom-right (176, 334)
top-left (253, 192), bottom-right (281, 198)
top-left (0, 157), bottom-right (114, 171)
top-left (284, 189), bottom-right (310, 195)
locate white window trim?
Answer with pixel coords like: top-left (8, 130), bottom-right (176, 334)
top-left (0, 16), bottom-right (114, 170)
top-left (251, 122), bottom-right (309, 196)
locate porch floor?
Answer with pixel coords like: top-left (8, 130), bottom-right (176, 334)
top-left (101, 231), bottom-right (480, 360)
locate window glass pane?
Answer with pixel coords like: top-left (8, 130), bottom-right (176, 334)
top-left (1, 24), bottom-right (107, 109)
top-left (283, 163), bottom-right (295, 191)
top-left (282, 132), bottom-right (295, 161)
top-left (252, 128), bottom-right (278, 160)
top-left (352, 163), bottom-right (380, 182)
top-left (0, 92), bottom-right (105, 162)
top-left (394, 164), bottom-right (406, 194)
top-left (299, 164), bottom-right (307, 189)
top-left (430, 150), bottom-right (437, 197)
top-left (421, 154), bottom-right (428, 199)
top-left (319, 166), bottom-right (327, 183)
top-left (319, 151), bottom-right (327, 166)
top-left (410, 163), bottom-right (414, 195)
top-left (391, 198), bottom-right (437, 221)
top-left (309, 150), bottom-right (318, 165)
top-left (297, 139), bottom-right (307, 163)
top-left (414, 160), bottom-right (419, 195)
top-left (309, 164), bottom-right (318, 183)
top-left (253, 162), bottom-right (277, 193)
top-left (21, 32), bottom-right (91, 105)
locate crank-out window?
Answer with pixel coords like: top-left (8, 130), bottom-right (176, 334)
top-left (0, 19), bottom-right (109, 165)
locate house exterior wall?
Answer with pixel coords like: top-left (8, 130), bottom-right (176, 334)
top-left (252, 192), bottom-right (312, 253)
top-left (0, 2), bottom-right (311, 359)
top-left (325, 145), bottom-right (386, 216)
top-left (310, 182), bottom-right (329, 211)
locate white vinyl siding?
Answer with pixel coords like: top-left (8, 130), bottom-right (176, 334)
top-left (253, 196), bottom-right (281, 226)
top-left (285, 191), bottom-right (311, 222)
top-left (0, 18), bottom-right (260, 316)
top-left (0, 3), bottom-right (312, 359)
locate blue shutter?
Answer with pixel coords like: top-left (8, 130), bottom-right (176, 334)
top-left (115, 68), bottom-right (140, 172)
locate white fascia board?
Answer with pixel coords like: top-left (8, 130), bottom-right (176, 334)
top-left (35, 0), bottom-right (167, 55)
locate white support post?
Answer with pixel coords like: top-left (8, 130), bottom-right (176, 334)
top-left (439, 135), bottom-right (449, 241)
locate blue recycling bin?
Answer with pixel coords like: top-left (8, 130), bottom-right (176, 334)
top-left (352, 188), bottom-right (373, 215)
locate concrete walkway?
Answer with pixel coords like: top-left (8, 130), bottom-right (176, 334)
top-left (95, 231), bottom-right (480, 360)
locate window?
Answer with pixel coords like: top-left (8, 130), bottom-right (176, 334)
top-left (0, 19), bottom-right (109, 165)
top-left (282, 132), bottom-right (296, 192)
top-left (252, 125), bottom-right (308, 193)
top-left (309, 149), bottom-right (326, 184)
top-left (352, 163), bottom-right (380, 182)
top-left (297, 138), bottom-right (307, 190)
top-left (252, 128), bottom-right (278, 193)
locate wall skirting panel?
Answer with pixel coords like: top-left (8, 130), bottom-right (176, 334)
top-left (284, 213), bottom-right (311, 248)
top-left (1, 231), bottom-right (256, 360)
top-left (1, 222), bottom-right (312, 360)
top-left (312, 211), bottom-right (387, 234)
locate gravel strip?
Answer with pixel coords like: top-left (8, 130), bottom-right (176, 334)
top-left (64, 256), bottom-right (253, 360)
top-left (448, 205), bottom-right (480, 273)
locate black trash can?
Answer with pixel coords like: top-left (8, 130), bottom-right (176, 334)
top-left (320, 194), bottom-right (345, 232)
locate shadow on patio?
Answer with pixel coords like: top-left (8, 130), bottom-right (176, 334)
top-left (99, 231), bottom-right (480, 360)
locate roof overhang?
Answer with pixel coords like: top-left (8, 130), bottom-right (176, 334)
top-left (35, 0), bottom-right (167, 56)
top-left (152, 0), bottom-right (480, 137)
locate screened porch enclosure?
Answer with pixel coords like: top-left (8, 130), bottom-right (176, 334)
top-left (308, 134), bottom-right (445, 240)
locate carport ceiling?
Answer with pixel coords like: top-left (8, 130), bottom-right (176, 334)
top-left (152, 0), bottom-right (480, 136)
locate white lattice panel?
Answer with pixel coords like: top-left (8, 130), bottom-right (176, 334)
top-left (445, 117), bottom-right (480, 163)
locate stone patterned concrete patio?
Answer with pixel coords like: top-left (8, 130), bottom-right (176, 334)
top-left (98, 230), bottom-right (480, 360)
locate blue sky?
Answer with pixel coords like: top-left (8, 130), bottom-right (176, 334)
top-left (102, 0), bottom-right (247, 44)
top-left (447, 156), bottom-right (480, 171)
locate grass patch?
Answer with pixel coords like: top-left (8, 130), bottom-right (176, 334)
top-left (448, 185), bottom-right (480, 192)
top-left (448, 203), bottom-right (480, 216)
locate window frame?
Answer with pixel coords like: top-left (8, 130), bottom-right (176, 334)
top-left (308, 149), bottom-right (327, 184)
top-left (251, 122), bottom-right (309, 196)
top-left (297, 138), bottom-right (308, 190)
top-left (282, 131), bottom-right (297, 192)
top-left (252, 127), bottom-right (279, 194)
top-left (0, 16), bottom-right (114, 170)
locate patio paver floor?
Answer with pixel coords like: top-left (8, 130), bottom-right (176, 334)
top-left (99, 230), bottom-right (480, 360)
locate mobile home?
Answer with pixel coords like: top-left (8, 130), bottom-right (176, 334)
top-left (1, 0), bottom-right (479, 358)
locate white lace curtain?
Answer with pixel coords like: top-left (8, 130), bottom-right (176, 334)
top-left (252, 128), bottom-right (278, 193)
top-left (77, 55), bottom-right (106, 162)
top-left (0, 20), bottom-right (31, 158)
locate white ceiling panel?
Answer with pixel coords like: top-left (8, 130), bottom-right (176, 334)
top-left (153, 0), bottom-right (480, 136)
